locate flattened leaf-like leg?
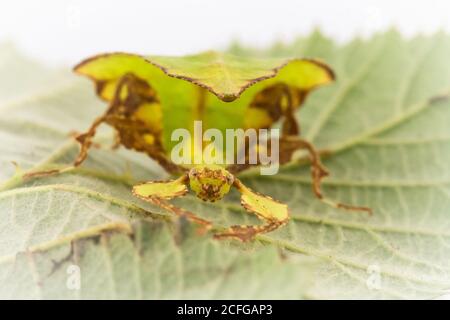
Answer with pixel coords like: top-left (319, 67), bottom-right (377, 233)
top-left (132, 174), bottom-right (212, 227)
top-left (133, 175), bottom-right (189, 199)
top-left (280, 136), bottom-right (372, 214)
top-left (214, 179), bottom-right (289, 241)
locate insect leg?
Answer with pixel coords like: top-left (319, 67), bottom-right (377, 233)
top-left (280, 84), bottom-right (301, 136)
top-left (23, 114), bottom-right (107, 179)
top-left (227, 84), bottom-right (303, 175)
top-left (133, 174), bottom-right (212, 228)
top-left (280, 136), bottom-right (372, 214)
top-left (72, 115), bottom-right (107, 167)
top-left (25, 74), bottom-right (137, 179)
top-left (214, 178), bottom-right (289, 241)
top-left (280, 136), bottom-right (329, 197)
top-left (148, 197), bottom-right (212, 228)
top-left (111, 130), bottom-right (121, 150)
top-left (67, 74), bottom-right (138, 168)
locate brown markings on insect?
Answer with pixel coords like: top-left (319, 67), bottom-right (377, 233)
top-left (214, 179), bottom-right (289, 242)
top-left (188, 166), bottom-right (234, 202)
top-left (244, 83), bottom-right (308, 135)
top-left (133, 187), bottom-right (212, 230)
top-left (106, 74), bottom-right (185, 173)
top-left (73, 52), bottom-right (335, 103)
top-left (231, 82), bottom-right (372, 215)
top-left (133, 167), bottom-right (290, 242)
top-left (70, 73), bottom-right (183, 175)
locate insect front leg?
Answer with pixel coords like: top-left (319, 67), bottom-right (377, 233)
top-left (133, 174), bottom-right (212, 229)
top-left (149, 197), bottom-right (212, 228)
top-left (214, 178), bottom-right (289, 241)
top-left (214, 220), bottom-right (284, 242)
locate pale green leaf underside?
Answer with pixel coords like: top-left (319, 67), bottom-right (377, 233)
top-left (1, 31), bottom-right (450, 299)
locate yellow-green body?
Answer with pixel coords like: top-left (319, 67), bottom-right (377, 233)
top-left (61, 50), bottom-right (370, 241)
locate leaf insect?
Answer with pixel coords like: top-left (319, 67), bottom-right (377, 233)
top-left (38, 51), bottom-right (371, 241)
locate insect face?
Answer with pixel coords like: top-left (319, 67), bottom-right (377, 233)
top-left (188, 165), bottom-right (235, 202)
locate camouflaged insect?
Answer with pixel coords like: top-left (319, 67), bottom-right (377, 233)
top-left (42, 51), bottom-right (371, 241)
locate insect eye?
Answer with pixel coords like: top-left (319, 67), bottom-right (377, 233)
top-left (190, 171), bottom-right (198, 178)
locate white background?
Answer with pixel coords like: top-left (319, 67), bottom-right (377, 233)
top-left (0, 0), bottom-right (449, 65)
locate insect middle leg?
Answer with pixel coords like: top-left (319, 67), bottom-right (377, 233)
top-left (24, 115), bottom-right (105, 179)
top-left (279, 136), bottom-right (329, 199)
top-left (277, 88), bottom-right (371, 213)
top-left (279, 136), bottom-right (371, 214)
top-left (72, 115), bottom-right (107, 167)
top-left (26, 73), bottom-right (166, 178)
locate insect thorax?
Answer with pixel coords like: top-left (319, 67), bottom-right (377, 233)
top-left (188, 165), bottom-right (234, 202)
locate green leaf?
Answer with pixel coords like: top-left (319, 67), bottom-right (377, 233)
top-left (0, 221), bottom-right (315, 299)
top-left (1, 30), bottom-right (450, 299)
